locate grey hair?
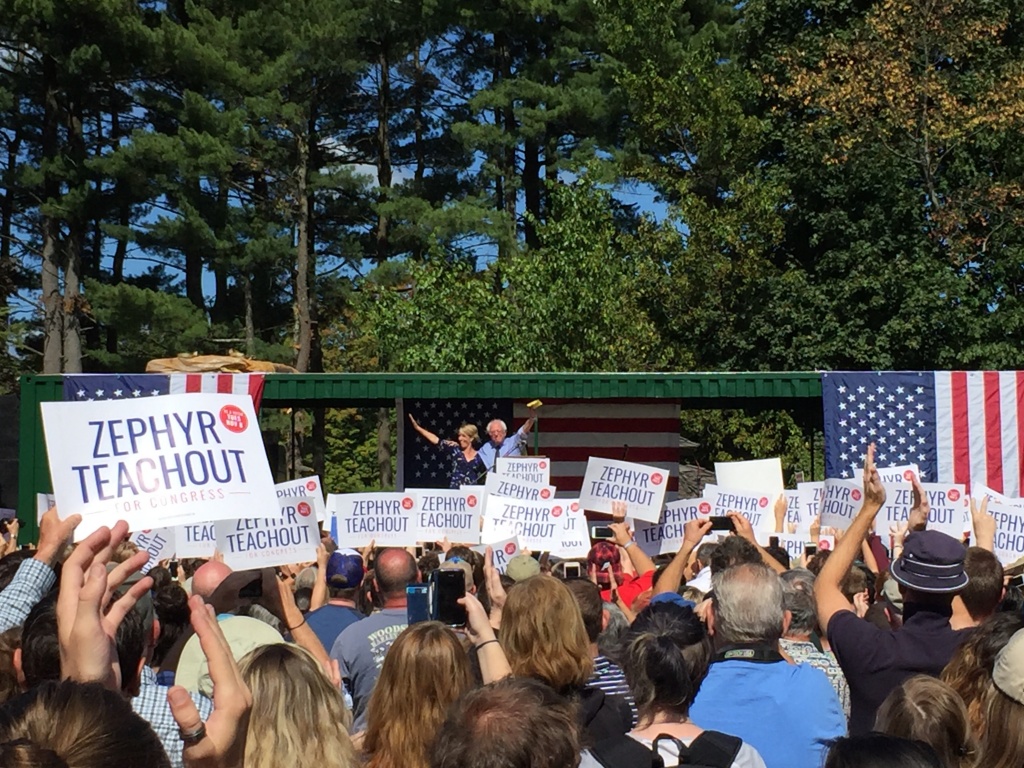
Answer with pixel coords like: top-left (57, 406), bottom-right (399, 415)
top-left (780, 568), bottom-right (818, 636)
top-left (487, 419), bottom-right (508, 433)
top-left (597, 601), bottom-right (630, 664)
top-left (711, 563), bottom-right (785, 644)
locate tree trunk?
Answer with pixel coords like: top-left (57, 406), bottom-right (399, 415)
top-left (41, 55), bottom-right (63, 374)
top-left (294, 133), bottom-right (312, 372)
top-left (377, 407), bottom-right (392, 488)
top-left (523, 138), bottom-right (541, 248)
top-left (243, 273), bottom-right (255, 357)
top-left (375, 48), bottom-right (392, 263)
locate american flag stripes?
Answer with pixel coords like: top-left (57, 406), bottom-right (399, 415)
top-left (62, 373), bottom-right (265, 410)
top-left (822, 371), bottom-right (1024, 496)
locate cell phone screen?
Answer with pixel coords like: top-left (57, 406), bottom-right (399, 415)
top-left (590, 525), bottom-right (614, 539)
top-left (407, 585), bottom-right (430, 624)
top-left (708, 516), bottom-right (735, 531)
top-left (433, 570), bottom-right (467, 627)
top-left (563, 562), bottom-right (581, 578)
top-left (804, 545), bottom-right (817, 557)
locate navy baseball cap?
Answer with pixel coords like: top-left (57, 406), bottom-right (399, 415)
top-left (326, 550), bottom-right (364, 588)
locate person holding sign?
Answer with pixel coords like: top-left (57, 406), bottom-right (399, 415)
top-left (477, 413), bottom-right (536, 472)
top-left (408, 414), bottom-right (487, 488)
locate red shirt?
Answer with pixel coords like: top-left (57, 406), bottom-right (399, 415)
top-left (600, 569), bottom-right (654, 608)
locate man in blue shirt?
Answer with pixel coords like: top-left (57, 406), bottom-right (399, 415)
top-left (690, 562), bottom-right (846, 768)
top-left (477, 415), bottom-right (536, 473)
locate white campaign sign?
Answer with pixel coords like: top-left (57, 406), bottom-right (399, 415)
top-left (757, 532), bottom-right (806, 564)
top-left (972, 483), bottom-right (1024, 508)
top-left (409, 488), bottom-right (481, 544)
top-left (131, 528), bottom-right (174, 574)
top-left (36, 493), bottom-right (56, 523)
top-left (496, 456), bottom-right (551, 486)
top-left (819, 479), bottom-right (864, 530)
top-left (797, 482), bottom-right (824, 533)
top-left (578, 457), bottom-right (668, 522)
top-left (783, 491), bottom-right (802, 534)
top-left (706, 488), bottom-right (776, 533)
top-left (634, 499), bottom-right (712, 557)
top-left (714, 458), bottom-right (784, 494)
top-left (471, 536), bottom-right (522, 575)
top-left (479, 474), bottom-right (556, 518)
top-left (987, 498), bottom-right (1024, 566)
top-left (328, 492), bottom-right (418, 548)
top-left (276, 476), bottom-right (327, 523)
top-left (41, 393), bottom-right (277, 538)
top-left (175, 522), bottom-right (216, 558)
top-left (878, 482), bottom-right (969, 539)
top-left (850, 464), bottom-right (920, 484)
top-left (215, 498), bottom-right (320, 570)
top-left (481, 495), bottom-right (584, 553)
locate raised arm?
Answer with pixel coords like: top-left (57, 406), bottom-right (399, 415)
top-left (654, 519), bottom-right (713, 596)
top-left (971, 495), bottom-right (996, 552)
top-left (609, 521), bottom-right (656, 576)
top-left (815, 444), bottom-right (886, 629)
top-left (729, 511), bottom-right (788, 575)
top-left (408, 414), bottom-right (441, 445)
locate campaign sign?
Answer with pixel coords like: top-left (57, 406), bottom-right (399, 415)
top-left (175, 522), bottom-right (216, 558)
top-left (972, 483), bottom-right (1024, 508)
top-left (36, 493), bottom-right (56, 523)
top-left (131, 528), bottom-right (173, 574)
top-left (470, 536), bottom-right (522, 575)
top-left (986, 498), bottom-right (1024, 566)
top-left (578, 458), bottom-right (668, 522)
top-left (634, 499), bottom-right (711, 557)
top-left (797, 482), bottom-right (824, 528)
top-left (714, 458), bottom-right (784, 494)
top-left (757, 532), bottom-right (806, 564)
top-left (549, 503), bottom-right (589, 559)
top-left (409, 488), bottom-right (481, 544)
top-left (706, 488), bottom-right (775, 533)
top-left (478, 474), bottom-right (556, 518)
top-left (878, 482), bottom-right (969, 539)
top-left (276, 476), bottom-right (327, 523)
top-left (328, 492), bottom-right (418, 548)
top-left (481, 495), bottom-right (583, 552)
top-left (41, 393), bottom-right (277, 539)
top-left (819, 479), bottom-right (864, 530)
top-left (215, 498), bottom-right (320, 570)
top-left (850, 463), bottom-right (920, 484)
top-left (783, 491), bottom-right (802, 533)
top-left (496, 456), bottom-right (551, 486)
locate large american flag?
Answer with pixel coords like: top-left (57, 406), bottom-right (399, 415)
top-left (62, 373), bottom-right (265, 410)
top-left (822, 371), bottom-right (1024, 496)
top-left (398, 398), bottom-right (681, 493)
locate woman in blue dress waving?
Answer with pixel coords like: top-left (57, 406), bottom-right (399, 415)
top-left (408, 414), bottom-right (487, 488)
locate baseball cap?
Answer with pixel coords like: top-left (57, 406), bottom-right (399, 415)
top-left (993, 628), bottom-right (1024, 705)
top-left (506, 554), bottom-right (541, 582)
top-left (326, 549), bottom-right (365, 588)
top-left (586, 541), bottom-right (622, 587)
top-left (439, 558), bottom-right (474, 591)
top-left (890, 530), bottom-right (968, 594)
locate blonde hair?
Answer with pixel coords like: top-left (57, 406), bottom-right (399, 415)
top-left (501, 576), bottom-right (593, 691)
top-left (362, 622), bottom-right (473, 768)
top-left (239, 644), bottom-right (358, 768)
top-left (977, 685), bottom-right (1024, 768)
top-left (457, 424), bottom-right (480, 443)
top-left (874, 675), bottom-right (976, 768)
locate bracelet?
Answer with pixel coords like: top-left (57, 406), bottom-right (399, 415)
top-left (287, 618), bottom-right (306, 632)
top-left (476, 639), bottom-right (500, 650)
top-left (623, 540), bottom-right (636, 549)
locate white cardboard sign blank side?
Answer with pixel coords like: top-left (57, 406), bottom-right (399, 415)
top-left (409, 488), bottom-right (481, 544)
top-left (41, 393), bottom-right (278, 539)
top-left (175, 522), bottom-right (216, 558)
top-left (470, 536), bottom-right (522, 575)
top-left (987, 499), bottom-right (1024, 566)
top-left (276, 476), bottom-right (327, 523)
top-left (327, 493), bottom-right (419, 549)
top-left (714, 458), bottom-right (784, 494)
top-left (215, 499), bottom-right (320, 570)
top-left (633, 499), bottom-right (712, 557)
top-left (495, 456), bottom-right (551, 486)
top-left (131, 528), bottom-right (174, 574)
top-left (578, 457), bottom-right (669, 522)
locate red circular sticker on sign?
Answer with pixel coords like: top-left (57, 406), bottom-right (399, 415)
top-left (758, 497), bottom-right (769, 508)
top-left (402, 497), bottom-right (414, 510)
top-left (539, 460), bottom-right (547, 469)
top-left (306, 480), bottom-right (318, 492)
top-left (650, 472), bottom-right (664, 485)
top-left (571, 502), bottom-right (580, 512)
top-left (818, 538), bottom-right (832, 551)
top-left (852, 489), bottom-right (862, 501)
top-left (504, 543), bottom-right (517, 555)
top-left (219, 405), bottom-right (248, 433)
top-left (467, 495), bottom-right (478, 507)
top-left (903, 470), bottom-right (914, 481)
top-left (699, 501), bottom-right (711, 515)
top-left (552, 506), bottom-right (563, 517)
top-left (948, 489), bottom-right (960, 501)
top-left (541, 488), bottom-right (551, 499)
top-left (296, 502), bottom-right (312, 517)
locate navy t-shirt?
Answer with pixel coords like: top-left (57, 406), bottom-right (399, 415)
top-left (304, 603), bottom-right (363, 651)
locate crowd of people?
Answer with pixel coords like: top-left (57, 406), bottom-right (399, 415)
top-left (0, 442), bottom-right (1022, 768)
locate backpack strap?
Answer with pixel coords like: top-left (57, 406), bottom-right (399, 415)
top-left (674, 730), bottom-right (743, 767)
top-left (589, 734), bottom-right (665, 768)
